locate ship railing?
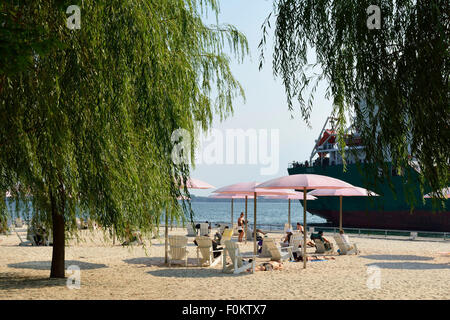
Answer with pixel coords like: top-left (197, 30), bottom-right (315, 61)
top-left (164, 221), bottom-right (449, 241)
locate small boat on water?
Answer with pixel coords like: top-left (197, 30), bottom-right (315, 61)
top-left (288, 117), bottom-right (450, 232)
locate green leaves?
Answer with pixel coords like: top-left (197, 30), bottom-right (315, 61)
top-left (264, 0), bottom-right (449, 206)
top-left (0, 1), bottom-right (247, 240)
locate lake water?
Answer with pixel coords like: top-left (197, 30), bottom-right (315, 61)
top-left (186, 200), bottom-right (326, 230)
top-left (5, 199), bottom-right (327, 230)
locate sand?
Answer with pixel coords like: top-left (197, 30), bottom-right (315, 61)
top-left (1, 227), bottom-right (449, 300)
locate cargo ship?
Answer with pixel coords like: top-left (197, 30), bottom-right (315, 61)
top-left (288, 117), bottom-right (450, 232)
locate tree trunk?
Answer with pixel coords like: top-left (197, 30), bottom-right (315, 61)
top-left (50, 191), bottom-right (65, 278)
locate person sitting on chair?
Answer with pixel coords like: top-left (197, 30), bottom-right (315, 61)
top-left (214, 230), bottom-right (222, 243)
top-left (311, 230), bottom-right (332, 250)
top-left (296, 223), bottom-right (304, 233)
top-left (337, 230), bottom-right (355, 254)
top-left (280, 229), bottom-right (293, 247)
top-left (194, 235), bottom-right (223, 258)
top-left (247, 228), bottom-right (266, 253)
top-left (122, 225), bottom-right (143, 246)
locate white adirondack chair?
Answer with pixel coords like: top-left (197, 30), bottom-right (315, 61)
top-left (222, 240), bottom-right (255, 274)
top-left (314, 239), bottom-right (334, 254)
top-left (186, 223), bottom-right (197, 236)
top-left (14, 218), bottom-right (23, 228)
top-left (264, 239), bottom-right (293, 261)
top-left (195, 236), bottom-right (222, 267)
top-left (199, 223), bottom-right (210, 236)
top-left (289, 233), bottom-right (303, 258)
top-left (333, 234), bottom-right (358, 255)
top-left (259, 237), bottom-right (275, 257)
top-left (168, 235), bottom-right (189, 266)
top-left (220, 228), bottom-right (234, 245)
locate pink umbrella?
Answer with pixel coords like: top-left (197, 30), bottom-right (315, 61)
top-left (214, 182), bottom-right (296, 256)
top-left (308, 187), bottom-right (379, 231)
top-left (179, 177), bottom-right (215, 189)
top-left (209, 194), bottom-right (255, 199)
top-left (264, 193), bottom-right (316, 226)
top-left (258, 174), bottom-right (353, 268)
top-left (424, 188), bottom-right (450, 199)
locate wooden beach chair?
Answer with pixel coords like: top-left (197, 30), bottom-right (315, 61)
top-left (289, 233), bottom-right (303, 258)
top-left (333, 235), bottom-right (358, 255)
top-left (168, 235), bottom-right (188, 267)
top-left (259, 237), bottom-right (274, 257)
top-left (14, 218), bottom-right (23, 228)
top-left (16, 229), bottom-right (34, 246)
top-left (264, 240), bottom-right (293, 261)
top-left (195, 236), bottom-right (222, 267)
top-left (76, 218), bottom-right (89, 230)
top-left (186, 223), bottom-right (197, 236)
top-left (314, 239), bottom-right (334, 254)
top-left (220, 228), bottom-right (234, 245)
top-left (222, 240), bottom-right (255, 274)
top-left (199, 223), bottom-right (210, 236)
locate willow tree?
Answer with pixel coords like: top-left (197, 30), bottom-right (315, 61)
top-left (0, 0), bottom-right (247, 278)
top-left (261, 0), bottom-right (449, 205)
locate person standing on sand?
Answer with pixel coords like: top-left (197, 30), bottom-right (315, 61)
top-left (237, 212), bottom-right (245, 242)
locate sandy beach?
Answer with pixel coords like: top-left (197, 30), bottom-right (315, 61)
top-left (1, 227), bottom-right (449, 300)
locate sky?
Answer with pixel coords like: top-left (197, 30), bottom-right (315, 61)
top-left (190, 0), bottom-right (334, 196)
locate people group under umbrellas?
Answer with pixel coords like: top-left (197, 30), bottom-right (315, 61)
top-left (167, 174), bottom-right (377, 270)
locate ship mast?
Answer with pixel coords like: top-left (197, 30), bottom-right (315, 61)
top-left (309, 116), bottom-right (337, 165)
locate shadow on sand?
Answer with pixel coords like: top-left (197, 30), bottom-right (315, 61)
top-left (146, 268), bottom-right (249, 278)
top-left (0, 273), bottom-right (66, 290)
top-left (7, 260), bottom-right (108, 271)
top-left (123, 257), bottom-right (166, 267)
top-left (124, 257), bottom-right (250, 278)
top-left (124, 257), bottom-right (213, 268)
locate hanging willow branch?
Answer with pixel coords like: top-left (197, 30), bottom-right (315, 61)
top-left (0, 0), bottom-right (248, 277)
top-left (260, 0), bottom-right (449, 208)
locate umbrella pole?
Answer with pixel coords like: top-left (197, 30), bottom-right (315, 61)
top-left (112, 226), bottom-right (115, 246)
top-left (165, 208), bottom-right (168, 264)
top-left (303, 188), bottom-right (307, 269)
top-left (231, 198), bottom-right (234, 227)
top-left (288, 199), bottom-right (291, 226)
top-left (253, 192), bottom-right (257, 258)
top-left (245, 195), bottom-right (248, 244)
top-left (339, 196), bottom-right (343, 232)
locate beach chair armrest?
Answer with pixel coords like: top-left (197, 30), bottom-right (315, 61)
top-left (240, 253), bottom-right (257, 259)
